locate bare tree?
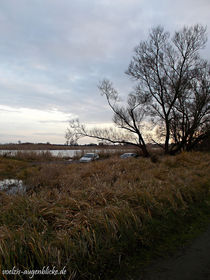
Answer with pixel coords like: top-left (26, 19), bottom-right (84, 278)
top-left (66, 25), bottom-right (209, 155)
top-left (126, 24), bottom-right (209, 154)
top-left (66, 80), bottom-right (150, 157)
top-left (65, 129), bottom-right (79, 146)
top-left (170, 62), bottom-right (210, 153)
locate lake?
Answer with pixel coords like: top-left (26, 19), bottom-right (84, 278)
top-left (0, 148), bottom-right (127, 158)
top-left (0, 179), bottom-right (26, 195)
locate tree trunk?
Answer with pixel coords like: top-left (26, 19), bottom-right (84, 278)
top-left (141, 143), bottom-right (150, 157)
top-left (164, 123), bottom-right (170, 154)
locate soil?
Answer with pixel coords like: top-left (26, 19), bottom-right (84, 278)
top-left (137, 224), bottom-right (210, 280)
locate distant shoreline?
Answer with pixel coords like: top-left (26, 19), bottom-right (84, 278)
top-left (0, 143), bottom-right (135, 150)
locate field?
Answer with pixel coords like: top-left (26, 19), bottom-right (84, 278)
top-left (0, 151), bottom-right (210, 279)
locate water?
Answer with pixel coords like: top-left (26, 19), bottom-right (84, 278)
top-left (0, 179), bottom-right (26, 195)
top-left (0, 149), bottom-right (126, 158)
top-left (0, 149), bottom-right (80, 157)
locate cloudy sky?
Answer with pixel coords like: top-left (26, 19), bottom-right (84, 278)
top-left (0, 0), bottom-right (209, 144)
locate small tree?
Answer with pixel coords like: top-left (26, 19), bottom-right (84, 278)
top-left (66, 80), bottom-right (150, 157)
top-left (65, 129), bottom-right (79, 146)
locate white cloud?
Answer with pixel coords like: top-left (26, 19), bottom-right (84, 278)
top-left (0, 0), bottom-right (209, 143)
top-left (0, 105), bottom-right (76, 143)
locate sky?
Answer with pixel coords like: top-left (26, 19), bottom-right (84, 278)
top-left (0, 0), bottom-right (210, 144)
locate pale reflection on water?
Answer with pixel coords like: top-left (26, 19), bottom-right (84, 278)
top-left (0, 149), bottom-right (125, 158)
top-left (0, 179), bottom-right (26, 195)
top-left (0, 149), bottom-right (79, 157)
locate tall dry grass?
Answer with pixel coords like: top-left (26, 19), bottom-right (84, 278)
top-left (0, 152), bottom-right (209, 279)
top-left (3, 150), bottom-right (59, 161)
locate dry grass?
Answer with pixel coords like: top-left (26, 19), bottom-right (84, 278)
top-left (2, 150), bottom-right (60, 161)
top-left (0, 152), bottom-right (209, 279)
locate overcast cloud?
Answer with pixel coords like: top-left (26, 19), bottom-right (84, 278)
top-left (0, 0), bottom-right (210, 143)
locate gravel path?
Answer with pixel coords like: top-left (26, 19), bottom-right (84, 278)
top-left (137, 224), bottom-right (210, 280)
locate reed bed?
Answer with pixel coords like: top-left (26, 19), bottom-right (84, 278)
top-left (2, 150), bottom-right (60, 162)
top-left (0, 152), bottom-right (209, 279)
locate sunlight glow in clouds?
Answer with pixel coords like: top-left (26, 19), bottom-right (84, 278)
top-left (0, 105), bottom-right (76, 143)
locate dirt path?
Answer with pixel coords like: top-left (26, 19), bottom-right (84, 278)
top-left (137, 224), bottom-right (210, 280)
